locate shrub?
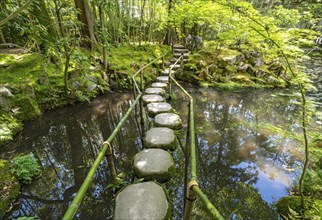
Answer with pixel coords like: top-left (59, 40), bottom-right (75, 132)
top-left (11, 154), bottom-right (41, 184)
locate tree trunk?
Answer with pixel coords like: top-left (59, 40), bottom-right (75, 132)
top-left (74, 0), bottom-right (96, 49)
top-left (163, 0), bottom-right (174, 45)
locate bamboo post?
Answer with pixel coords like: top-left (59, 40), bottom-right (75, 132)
top-left (140, 65), bottom-right (145, 142)
top-left (162, 56), bottom-right (165, 69)
top-left (104, 141), bottom-right (117, 183)
top-left (183, 181), bottom-right (198, 220)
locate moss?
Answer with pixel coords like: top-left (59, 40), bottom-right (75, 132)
top-left (0, 112), bottom-right (23, 146)
top-left (0, 160), bottom-right (21, 219)
top-left (305, 199), bottom-right (322, 218)
top-left (14, 95), bottom-right (42, 121)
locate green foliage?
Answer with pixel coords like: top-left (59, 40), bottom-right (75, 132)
top-left (10, 153), bottom-right (41, 184)
top-left (0, 112), bottom-right (22, 146)
top-left (268, 6), bottom-right (301, 28)
top-left (0, 159), bottom-right (21, 219)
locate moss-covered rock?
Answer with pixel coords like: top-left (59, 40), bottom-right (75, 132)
top-left (0, 160), bottom-right (21, 219)
top-left (0, 112), bottom-right (23, 146)
top-left (14, 95), bottom-right (42, 121)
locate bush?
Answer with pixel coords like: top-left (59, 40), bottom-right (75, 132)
top-left (11, 154), bottom-right (41, 184)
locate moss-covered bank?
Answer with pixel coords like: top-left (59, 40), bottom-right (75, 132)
top-left (0, 44), bottom-right (170, 147)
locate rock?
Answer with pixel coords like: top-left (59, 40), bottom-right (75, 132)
top-left (38, 76), bottom-right (48, 85)
top-left (151, 82), bottom-right (168, 88)
top-left (255, 68), bottom-right (267, 78)
top-left (237, 62), bottom-right (249, 72)
top-left (246, 65), bottom-right (256, 76)
top-left (133, 149), bottom-right (174, 182)
top-left (14, 95), bottom-right (41, 121)
top-left (0, 160), bottom-right (20, 219)
top-left (254, 57), bottom-right (264, 67)
top-left (145, 88), bottom-right (166, 96)
top-left (0, 97), bottom-right (11, 112)
top-left (156, 76), bottom-right (169, 83)
top-left (146, 102), bottom-right (173, 116)
top-left (161, 69), bottom-right (175, 76)
top-left (154, 113), bottom-right (182, 129)
top-left (142, 94), bottom-right (164, 105)
top-left (145, 127), bottom-right (178, 151)
top-left (0, 87), bottom-right (12, 97)
top-left (85, 74), bottom-right (98, 83)
top-left (71, 81), bottom-right (82, 90)
top-left (267, 76), bottom-right (277, 84)
top-left (169, 64), bottom-right (180, 70)
top-left (114, 182), bottom-right (169, 220)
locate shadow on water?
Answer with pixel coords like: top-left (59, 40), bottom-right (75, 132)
top-left (1, 76), bottom-right (320, 219)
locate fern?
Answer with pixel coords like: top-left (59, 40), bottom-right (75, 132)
top-left (11, 153), bottom-right (41, 184)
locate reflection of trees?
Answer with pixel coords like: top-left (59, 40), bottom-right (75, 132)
top-left (2, 92), bottom-right (141, 219)
top-left (169, 84), bottom-right (301, 219)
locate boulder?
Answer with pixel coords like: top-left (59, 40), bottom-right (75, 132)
top-left (133, 149), bottom-right (174, 182)
top-left (114, 182), bottom-right (169, 220)
top-left (145, 127), bottom-right (178, 150)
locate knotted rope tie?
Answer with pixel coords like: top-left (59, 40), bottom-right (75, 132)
top-left (103, 141), bottom-right (113, 157)
top-left (186, 180), bottom-right (198, 201)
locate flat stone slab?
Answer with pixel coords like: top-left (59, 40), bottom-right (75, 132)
top-left (145, 127), bottom-right (178, 151)
top-left (169, 64), bottom-right (180, 70)
top-left (174, 53), bottom-right (189, 58)
top-left (145, 87), bottom-right (165, 96)
top-left (114, 182), bottom-right (169, 220)
top-left (146, 102), bottom-right (173, 116)
top-left (151, 82), bottom-right (168, 88)
top-left (173, 48), bottom-right (189, 53)
top-left (142, 94), bottom-right (164, 105)
top-left (161, 69), bottom-right (175, 76)
top-left (156, 76), bottom-right (169, 83)
top-left (133, 149), bottom-right (174, 182)
top-left (173, 44), bottom-right (186, 49)
top-left (154, 113), bottom-right (182, 129)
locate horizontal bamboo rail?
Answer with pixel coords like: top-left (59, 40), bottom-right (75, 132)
top-left (62, 54), bottom-right (166, 220)
top-left (168, 55), bottom-right (223, 220)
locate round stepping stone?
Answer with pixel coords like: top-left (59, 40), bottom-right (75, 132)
top-left (156, 76), bottom-right (169, 83)
top-left (142, 94), bottom-right (164, 105)
top-left (151, 82), bottom-right (168, 88)
top-left (154, 113), bottom-right (182, 129)
top-left (161, 69), bottom-right (175, 76)
top-left (114, 182), bottom-right (169, 220)
top-left (145, 87), bottom-right (165, 96)
top-left (133, 149), bottom-right (174, 182)
top-left (145, 127), bottom-right (178, 151)
top-left (146, 102), bottom-right (173, 116)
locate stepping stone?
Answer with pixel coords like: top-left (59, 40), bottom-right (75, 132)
top-left (174, 53), bottom-right (189, 58)
top-left (173, 48), bottom-right (189, 53)
top-left (142, 94), bottom-right (164, 105)
top-left (133, 149), bottom-right (174, 182)
top-left (145, 87), bottom-right (166, 96)
top-left (161, 69), bottom-right (175, 76)
top-left (173, 44), bottom-right (186, 49)
top-left (154, 113), bottom-right (182, 129)
top-left (169, 64), bottom-right (180, 70)
top-left (156, 76), bottom-right (169, 83)
top-left (146, 102), bottom-right (173, 116)
top-left (145, 127), bottom-right (178, 151)
top-left (170, 58), bottom-right (188, 64)
top-left (114, 182), bottom-right (169, 220)
top-left (151, 82), bottom-right (167, 88)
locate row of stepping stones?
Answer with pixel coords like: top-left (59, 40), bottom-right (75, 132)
top-left (114, 45), bottom-right (190, 220)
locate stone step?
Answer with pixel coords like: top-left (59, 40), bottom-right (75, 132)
top-left (146, 102), bottom-right (173, 117)
top-left (145, 87), bottom-right (166, 96)
top-left (173, 48), bottom-right (189, 53)
top-left (133, 149), bottom-right (174, 182)
top-left (161, 69), bottom-right (175, 76)
top-left (154, 113), bottom-right (182, 129)
top-left (142, 94), bottom-right (164, 105)
top-left (169, 64), bottom-right (180, 70)
top-left (156, 76), bottom-right (169, 83)
top-left (114, 182), bottom-right (170, 220)
top-left (151, 82), bottom-right (167, 88)
top-left (145, 127), bottom-right (178, 151)
top-left (174, 53), bottom-right (189, 58)
top-left (173, 44), bottom-right (186, 49)
top-left (169, 58), bottom-right (188, 64)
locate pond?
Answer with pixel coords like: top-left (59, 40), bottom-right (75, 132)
top-left (2, 79), bottom-right (315, 219)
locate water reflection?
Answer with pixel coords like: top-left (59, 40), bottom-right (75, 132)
top-left (170, 84), bottom-right (303, 219)
top-left (1, 92), bottom-right (141, 219)
top-left (1, 85), bottom-right (306, 219)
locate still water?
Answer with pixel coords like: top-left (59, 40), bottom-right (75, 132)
top-left (1, 85), bottom-right (312, 219)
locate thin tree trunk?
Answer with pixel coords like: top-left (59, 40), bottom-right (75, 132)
top-left (0, 0), bottom-right (34, 27)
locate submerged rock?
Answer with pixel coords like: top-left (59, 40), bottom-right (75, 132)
top-left (133, 149), bottom-right (174, 182)
top-left (114, 182), bottom-right (169, 220)
top-left (145, 127), bottom-right (178, 150)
